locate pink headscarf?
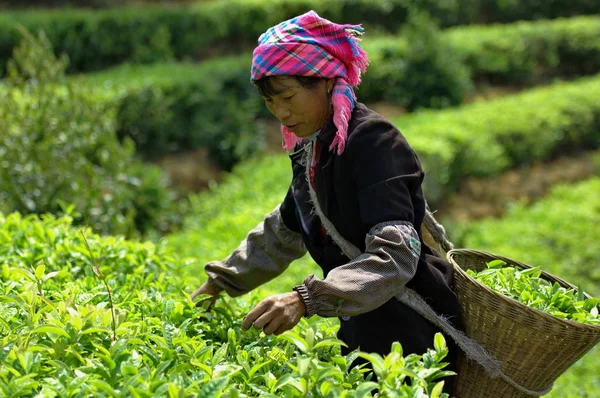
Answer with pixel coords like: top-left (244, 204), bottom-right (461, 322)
top-left (251, 10), bottom-right (369, 155)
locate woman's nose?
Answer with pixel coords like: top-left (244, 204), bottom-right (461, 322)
top-left (275, 104), bottom-right (292, 120)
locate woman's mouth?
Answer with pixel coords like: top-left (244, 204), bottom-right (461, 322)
top-left (285, 123), bottom-right (299, 130)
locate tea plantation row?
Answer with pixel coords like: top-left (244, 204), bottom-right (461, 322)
top-left (63, 16), bottom-right (600, 168)
top-left (1, 0), bottom-right (598, 74)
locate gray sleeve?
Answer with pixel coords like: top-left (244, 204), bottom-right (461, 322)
top-left (293, 221), bottom-right (420, 317)
top-left (205, 204), bottom-right (307, 297)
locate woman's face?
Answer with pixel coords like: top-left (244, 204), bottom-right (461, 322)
top-left (261, 76), bottom-right (334, 138)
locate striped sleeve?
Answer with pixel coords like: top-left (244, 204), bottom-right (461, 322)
top-left (293, 220), bottom-right (420, 317)
top-left (205, 204), bottom-right (307, 297)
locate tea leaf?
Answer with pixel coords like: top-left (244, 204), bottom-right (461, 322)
top-left (197, 377), bottom-right (229, 398)
top-left (31, 325), bottom-right (70, 339)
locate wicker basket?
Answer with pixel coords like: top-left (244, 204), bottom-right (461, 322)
top-left (447, 249), bottom-right (600, 398)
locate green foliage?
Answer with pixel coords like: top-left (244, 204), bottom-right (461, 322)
top-left (75, 57), bottom-right (265, 170)
top-left (361, 16), bottom-right (600, 100)
top-left (2, 0), bottom-right (600, 76)
top-left (468, 260), bottom-right (599, 324)
top-left (444, 16), bottom-right (600, 84)
top-left (0, 28), bottom-right (183, 238)
top-left (365, 10), bottom-right (473, 110)
top-left (0, 211), bottom-right (454, 396)
top-left (5, 25), bottom-right (68, 83)
top-left (394, 76), bottom-right (600, 205)
top-left (0, 7), bottom-right (181, 75)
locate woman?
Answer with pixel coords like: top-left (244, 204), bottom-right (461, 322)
top-left (191, 10), bottom-right (463, 393)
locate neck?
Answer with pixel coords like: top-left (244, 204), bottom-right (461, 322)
top-left (315, 105), bottom-right (333, 134)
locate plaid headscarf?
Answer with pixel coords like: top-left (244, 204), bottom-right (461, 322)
top-left (251, 10), bottom-right (369, 155)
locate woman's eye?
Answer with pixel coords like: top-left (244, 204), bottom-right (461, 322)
top-left (283, 95), bottom-right (295, 101)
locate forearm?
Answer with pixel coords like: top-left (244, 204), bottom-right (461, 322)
top-left (205, 204), bottom-right (307, 297)
top-left (294, 221), bottom-right (420, 317)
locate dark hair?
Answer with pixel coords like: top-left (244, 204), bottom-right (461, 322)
top-left (253, 76), bottom-right (323, 98)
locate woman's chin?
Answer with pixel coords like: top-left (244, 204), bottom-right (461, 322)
top-left (291, 127), bottom-right (311, 138)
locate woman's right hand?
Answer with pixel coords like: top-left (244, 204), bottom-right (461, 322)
top-left (190, 282), bottom-right (220, 309)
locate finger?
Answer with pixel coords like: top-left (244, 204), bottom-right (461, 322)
top-left (263, 318), bottom-right (283, 335)
top-left (274, 323), bottom-right (291, 336)
top-left (196, 295), bottom-right (217, 308)
top-left (252, 310), bottom-right (275, 330)
top-left (190, 287), bottom-right (204, 300)
top-left (242, 300), bottom-right (270, 331)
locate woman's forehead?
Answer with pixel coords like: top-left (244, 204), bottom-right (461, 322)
top-left (269, 76), bottom-right (301, 91)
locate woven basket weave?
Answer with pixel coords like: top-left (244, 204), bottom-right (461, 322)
top-left (447, 249), bottom-right (600, 398)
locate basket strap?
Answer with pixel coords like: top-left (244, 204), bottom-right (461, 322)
top-left (303, 143), bottom-right (554, 396)
top-left (423, 202), bottom-right (455, 252)
top-left (395, 289), bottom-right (553, 396)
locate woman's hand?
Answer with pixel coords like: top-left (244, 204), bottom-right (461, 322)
top-left (190, 282), bottom-right (220, 309)
top-left (242, 292), bottom-right (307, 335)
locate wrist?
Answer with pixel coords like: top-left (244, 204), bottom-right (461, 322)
top-left (206, 277), bottom-right (224, 295)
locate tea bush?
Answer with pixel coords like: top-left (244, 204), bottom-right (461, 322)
top-left (394, 76), bottom-right (600, 205)
top-left (0, 211), bottom-right (455, 397)
top-left (0, 28), bottom-right (183, 238)
top-left (361, 15), bottom-right (600, 104)
top-left (61, 16), bottom-right (600, 167)
top-left (1, 0), bottom-right (600, 76)
top-left (74, 56), bottom-right (264, 170)
top-left (444, 16), bottom-right (600, 84)
top-left (365, 10), bottom-right (472, 111)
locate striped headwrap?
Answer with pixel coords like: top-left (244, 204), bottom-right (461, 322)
top-left (251, 10), bottom-right (369, 155)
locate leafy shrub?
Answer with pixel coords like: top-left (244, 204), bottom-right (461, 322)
top-left (63, 16), bottom-right (600, 168)
top-left (2, 0), bottom-right (600, 76)
top-left (394, 76), bottom-right (600, 205)
top-left (0, 8), bottom-right (181, 75)
top-left (0, 28), bottom-right (183, 238)
top-left (362, 16), bottom-right (600, 93)
top-left (79, 57), bottom-right (265, 170)
top-left (0, 211), bottom-right (454, 397)
top-left (363, 11), bottom-right (472, 110)
top-left (444, 16), bottom-right (600, 84)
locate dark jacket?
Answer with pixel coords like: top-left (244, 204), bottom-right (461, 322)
top-left (280, 102), bottom-right (463, 389)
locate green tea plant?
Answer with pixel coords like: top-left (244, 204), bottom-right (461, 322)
top-left (0, 27), bottom-right (183, 238)
top-left (0, 211), bottom-right (454, 397)
top-left (1, 0), bottom-right (599, 76)
top-left (468, 260), bottom-right (599, 325)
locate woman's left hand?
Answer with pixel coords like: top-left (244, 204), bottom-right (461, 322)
top-left (242, 292), bottom-right (307, 335)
